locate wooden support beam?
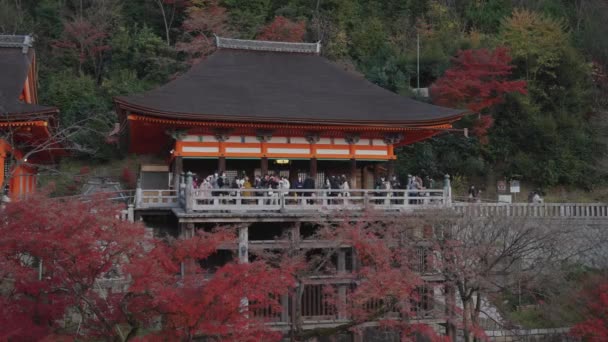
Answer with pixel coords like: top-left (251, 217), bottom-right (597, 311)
top-left (337, 248), bottom-right (348, 319)
top-left (261, 157), bottom-right (268, 176)
top-left (387, 159), bottom-right (395, 180)
top-left (180, 223), bottom-right (197, 277)
top-left (0, 152), bottom-right (5, 193)
top-left (349, 158), bottom-right (357, 188)
top-left (173, 156), bottom-right (183, 191)
top-left (238, 225), bottom-right (250, 317)
top-left (310, 157), bottom-right (317, 178)
top-left (337, 249), bottom-right (346, 273)
top-left (290, 224), bottom-right (301, 244)
top-left (373, 163), bottom-right (381, 182)
top-left (238, 225), bottom-right (249, 264)
top-left (218, 156), bottom-right (226, 173)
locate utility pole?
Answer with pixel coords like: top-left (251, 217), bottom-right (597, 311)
top-left (417, 32), bottom-right (420, 93)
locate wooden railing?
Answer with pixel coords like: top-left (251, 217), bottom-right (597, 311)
top-left (135, 188), bottom-right (449, 212)
top-left (135, 189), bottom-right (179, 209)
top-left (452, 202), bottom-right (608, 218)
top-left (184, 188), bottom-right (449, 213)
top-left (253, 283), bottom-right (439, 324)
top-left (133, 184), bottom-right (608, 219)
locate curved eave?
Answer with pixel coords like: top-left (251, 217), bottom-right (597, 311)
top-left (1, 107), bottom-right (59, 123)
top-left (115, 99), bottom-right (467, 128)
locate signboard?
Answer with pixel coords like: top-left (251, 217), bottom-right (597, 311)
top-left (497, 181), bottom-right (507, 193)
top-left (510, 180), bottom-right (521, 193)
top-left (498, 194), bottom-right (512, 203)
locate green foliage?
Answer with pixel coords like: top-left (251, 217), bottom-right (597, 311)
top-left (110, 25), bottom-right (179, 84)
top-left (222, 0), bottom-right (272, 38)
top-left (40, 71), bottom-right (107, 127)
top-left (465, 0), bottom-right (512, 33)
top-left (487, 10), bottom-right (600, 188)
top-left (349, 17), bottom-right (386, 62)
top-left (102, 70), bottom-right (152, 99)
top-left (0, 0), bottom-right (35, 34)
top-left (499, 9), bottom-right (569, 80)
top-left (4, 0), bottom-right (604, 188)
top-left (498, 263), bottom-right (601, 329)
top-left (397, 134), bottom-right (487, 180)
top-left (39, 71), bottom-right (118, 161)
top-left (32, 0), bottom-right (63, 42)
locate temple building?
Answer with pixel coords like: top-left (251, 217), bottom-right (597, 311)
top-left (117, 38), bottom-right (465, 337)
top-left (116, 38), bottom-right (463, 193)
top-left (0, 35), bottom-right (61, 200)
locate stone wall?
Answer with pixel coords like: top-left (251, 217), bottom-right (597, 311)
top-left (484, 328), bottom-right (576, 342)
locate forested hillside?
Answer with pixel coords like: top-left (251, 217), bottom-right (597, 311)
top-left (2, 0), bottom-right (607, 190)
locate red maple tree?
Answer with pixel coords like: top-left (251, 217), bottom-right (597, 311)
top-left (431, 47), bottom-right (527, 142)
top-left (176, 1), bottom-right (230, 64)
top-left (285, 214), bottom-right (448, 341)
top-left (0, 195), bottom-right (295, 341)
top-left (570, 279), bottom-right (608, 342)
top-left (257, 16), bottom-right (306, 42)
top-left (121, 167), bottom-right (137, 189)
top-left (1, 196), bottom-right (457, 341)
top-left (52, 18), bottom-right (111, 80)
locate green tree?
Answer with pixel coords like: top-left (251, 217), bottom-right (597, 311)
top-left (489, 9), bottom-right (600, 187)
top-left (0, 0), bottom-right (34, 34)
top-left (109, 25), bottom-right (179, 84)
top-left (223, 0), bottom-right (272, 38)
top-left (40, 71), bottom-right (118, 160)
top-left (465, 0), bottom-right (512, 33)
top-left (397, 134), bottom-right (486, 180)
top-left (499, 9), bottom-right (569, 80)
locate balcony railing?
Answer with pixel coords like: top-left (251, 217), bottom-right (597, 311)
top-left (452, 202), bottom-right (608, 218)
top-left (135, 188), bottom-right (449, 212)
top-left (132, 173), bottom-right (608, 219)
top-left (135, 189), bottom-right (179, 209)
top-left (181, 188), bottom-right (449, 213)
top-left (133, 172), bottom-right (453, 213)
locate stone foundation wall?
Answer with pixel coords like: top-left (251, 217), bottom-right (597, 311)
top-left (484, 328), bottom-right (576, 342)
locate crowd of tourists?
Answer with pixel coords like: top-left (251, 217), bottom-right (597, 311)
top-left (184, 171), bottom-right (550, 206)
top-left (184, 170), bottom-right (442, 206)
top-left (188, 171), bottom-right (314, 205)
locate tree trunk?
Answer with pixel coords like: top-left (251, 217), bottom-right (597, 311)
top-left (444, 283), bottom-right (457, 341)
top-left (155, 0), bottom-right (171, 46)
top-left (462, 299), bottom-right (471, 342)
top-left (472, 290), bottom-right (482, 342)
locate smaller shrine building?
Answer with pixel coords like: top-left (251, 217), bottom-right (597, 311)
top-left (0, 35), bottom-right (61, 200)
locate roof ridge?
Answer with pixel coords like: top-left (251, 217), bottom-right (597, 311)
top-left (0, 34), bottom-right (34, 54)
top-left (215, 36), bottom-right (320, 54)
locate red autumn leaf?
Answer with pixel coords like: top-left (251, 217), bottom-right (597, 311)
top-left (257, 16), bottom-right (306, 42)
top-left (431, 47), bottom-right (527, 142)
top-left (570, 280), bottom-right (608, 342)
top-left (176, 1), bottom-right (230, 64)
top-left (0, 195), bottom-right (294, 341)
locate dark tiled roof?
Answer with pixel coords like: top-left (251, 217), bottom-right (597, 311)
top-left (0, 35), bottom-right (56, 117)
top-left (116, 42), bottom-right (464, 126)
top-left (0, 34), bottom-right (33, 52)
